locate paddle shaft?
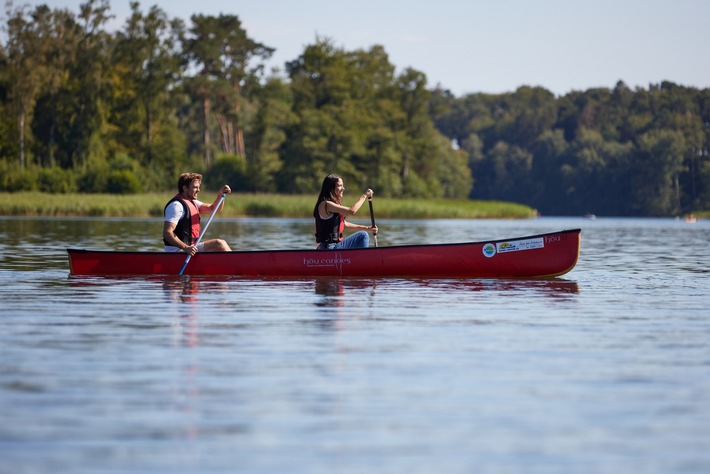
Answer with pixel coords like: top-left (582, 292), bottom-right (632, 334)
top-left (178, 192), bottom-right (227, 275)
top-left (368, 198), bottom-right (378, 247)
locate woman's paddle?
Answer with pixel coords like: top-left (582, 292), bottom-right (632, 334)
top-left (178, 192), bottom-right (227, 276)
top-left (368, 197), bottom-right (378, 247)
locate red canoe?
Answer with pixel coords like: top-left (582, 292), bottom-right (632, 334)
top-left (67, 229), bottom-right (581, 278)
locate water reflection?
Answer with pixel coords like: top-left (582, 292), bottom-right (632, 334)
top-left (162, 276), bottom-right (201, 304)
top-left (420, 277), bottom-right (580, 297)
top-left (313, 276), bottom-right (578, 305)
top-left (163, 278), bottom-right (201, 351)
top-left (314, 278), bottom-right (378, 306)
top-left (308, 276), bottom-right (579, 332)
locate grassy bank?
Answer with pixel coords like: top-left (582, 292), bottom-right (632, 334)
top-left (0, 192), bottom-right (537, 219)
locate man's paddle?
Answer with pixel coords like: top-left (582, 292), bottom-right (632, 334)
top-left (178, 192), bottom-right (227, 276)
top-left (368, 197), bottom-right (378, 247)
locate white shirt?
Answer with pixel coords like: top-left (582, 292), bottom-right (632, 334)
top-left (164, 199), bottom-right (204, 224)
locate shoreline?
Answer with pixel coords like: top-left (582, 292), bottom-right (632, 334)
top-left (0, 192), bottom-right (537, 219)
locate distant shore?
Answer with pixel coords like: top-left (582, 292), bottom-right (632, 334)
top-left (0, 192), bottom-right (537, 219)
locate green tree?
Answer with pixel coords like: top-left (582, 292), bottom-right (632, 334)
top-left (184, 13), bottom-right (273, 166)
top-left (244, 75), bottom-right (294, 192)
top-left (633, 129), bottom-right (686, 215)
top-left (494, 86), bottom-right (557, 150)
top-left (281, 38), bottom-right (364, 192)
top-left (473, 140), bottom-right (533, 203)
top-left (111, 2), bottom-right (187, 188)
top-left (694, 89), bottom-right (710, 209)
top-left (564, 129), bottom-right (633, 215)
top-left (3, 3), bottom-right (62, 168)
top-left (52, 0), bottom-right (114, 171)
top-left (282, 39), bottom-right (470, 198)
top-left (112, 3), bottom-right (184, 156)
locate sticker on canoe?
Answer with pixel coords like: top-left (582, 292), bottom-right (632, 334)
top-left (496, 237), bottom-right (545, 254)
top-left (482, 243), bottom-right (496, 258)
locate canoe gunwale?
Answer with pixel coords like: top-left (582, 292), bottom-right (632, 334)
top-left (67, 228), bottom-right (582, 256)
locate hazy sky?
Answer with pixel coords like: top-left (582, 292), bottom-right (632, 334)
top-left (21, 0), bottom-right (710, 96)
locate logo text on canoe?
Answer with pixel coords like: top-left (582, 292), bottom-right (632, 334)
top-left (303, 256), bottom-right (351, 268)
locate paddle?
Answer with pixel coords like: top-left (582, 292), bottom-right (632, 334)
top-left (368, 197), bottom-right (378, 247)
top-left (178, 192), bottom-right (227, 276)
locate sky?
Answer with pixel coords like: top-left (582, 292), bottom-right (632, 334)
top-left (19, 0), bottom-right (710, 97)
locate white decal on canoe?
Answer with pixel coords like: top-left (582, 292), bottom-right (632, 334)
top-left (496, 237), bottom-right (545, 253)
top-left (482, 243), bottom-right (496, 258)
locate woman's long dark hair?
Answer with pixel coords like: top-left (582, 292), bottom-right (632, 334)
top-left (314, 174), bottom-right (341, 215)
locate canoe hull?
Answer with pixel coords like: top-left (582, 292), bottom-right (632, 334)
top-left (67, 229), bottom-right (581, 278)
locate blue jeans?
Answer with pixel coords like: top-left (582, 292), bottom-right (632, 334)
top-left (321, 231), bottom-right (370, 250)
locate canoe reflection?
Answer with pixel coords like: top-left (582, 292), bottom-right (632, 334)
top-left (416, 278), bottom-right (579, 296)
top-left (314, 277), bottom-right (579, 306)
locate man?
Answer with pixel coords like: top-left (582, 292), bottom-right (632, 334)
top-left (163, 172), bottom-right (232, 255)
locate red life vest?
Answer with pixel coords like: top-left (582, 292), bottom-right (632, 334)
top-left (163, 194), bottom-right (201, 246)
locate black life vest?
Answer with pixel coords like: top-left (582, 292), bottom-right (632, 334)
top-left (314, 202), bottom-right (344, 244)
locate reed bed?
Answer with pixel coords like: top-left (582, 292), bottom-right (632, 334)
top-left (0, 192), bottom-right (537, 219)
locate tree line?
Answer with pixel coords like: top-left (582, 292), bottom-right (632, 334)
top-left (432, 82), bottom-right (710, 216)
top-left (0, 0), bottom-right (707, 216)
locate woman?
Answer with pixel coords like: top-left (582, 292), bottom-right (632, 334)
top-left (314, 174), bottom-right (378, 249)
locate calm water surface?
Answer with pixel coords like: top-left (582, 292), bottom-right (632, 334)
top-left (0, 216), bottom-right (709, 474)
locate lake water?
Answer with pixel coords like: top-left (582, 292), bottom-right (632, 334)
top-left (1, 216), bottom-right (709, 474)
